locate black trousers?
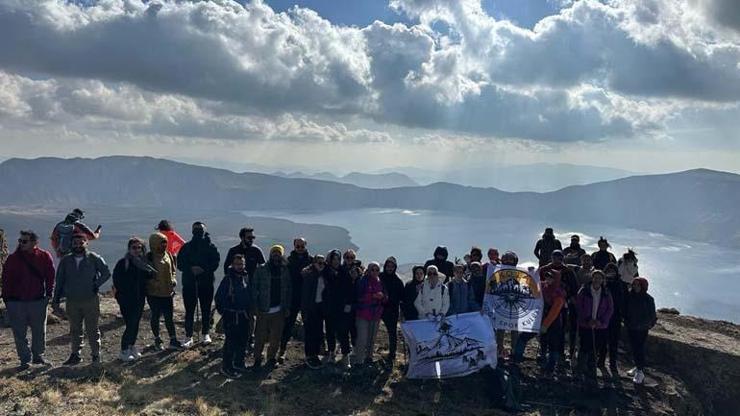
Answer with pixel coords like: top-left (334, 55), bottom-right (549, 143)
top-left (183, 278), bottom-right (214, 338)
top-left (117, 294), bottom-right (145, 350)
top-left (382, 311), bottom-right (399, 359)
top-left (147, 296), bottom-right (176, 341)
top-left (329, 310), bottom-right (352, 355)
top-left (628, 329), bottom-right (649, 370)
top-left (303, 306), bottom-right (326, 358)
top-left (578, 328), bottom-right (606, 379)
top-left (598, 316), bottom-right (621, 367)
top-left (222, 311), bottom-right (250, 371)
top-left (280, 304), bottom-right (301, 352)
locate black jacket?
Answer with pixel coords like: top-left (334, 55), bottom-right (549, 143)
top-left (177, 234), bottom-right (220, 284)
top-left (424, 246), bottom-right (454, 283)
top-left (563, 244), bottom-right (586, 265)
top-left (624, 292), bottom-right (657, 331)
top-left (468, 273), bottom-right (486, 307)
top-left (591, 250), bottom-right (617, 271)
top-left (223, 243), bottom-right (265, 278)
top-left (112, 257), bottom-right (154, 305)
top-left (380, 271), bottom-right (404, 319)
top-left (287, 250), bottom-right (312, 310)
top-left (401, 280), bottom-right (423, 321)
top-left (323, 265), bottom-right (354, 315)
top-left (301, 266), bottom-right (325, 314)
top-left (534, 236), bottom-right (562, 265)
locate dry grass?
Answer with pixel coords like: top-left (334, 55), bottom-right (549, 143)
top-left (194, 396), bottom-right (224, 416)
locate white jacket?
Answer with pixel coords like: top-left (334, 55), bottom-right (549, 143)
top-left (618, 259), bottom-right (639, 284)
top-left (414, 280), bottom-right (450, 317)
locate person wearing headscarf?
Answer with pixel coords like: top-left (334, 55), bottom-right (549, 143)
top-left (624, 277), bottom-right (657, 385)
top-left (401, 266), bottom-right (425, 321)
top-left (379, 256), bottom-right (404, 365)
top-left (353, 262), bottom-right (386, 366)
top-left (323, 249), bottom-right (354, 366)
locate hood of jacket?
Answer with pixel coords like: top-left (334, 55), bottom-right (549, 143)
top-left (433, 246), bottom-right (449, 261)
top-left (383, 256), bottom-right (398, 273)
top-left (149, 232), bottom-right (168, 256)
top-left (633, 277), bottom-right (649, 292)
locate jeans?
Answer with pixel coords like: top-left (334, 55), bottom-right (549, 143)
top-left (117, 295), bottom-right (145, 351)
top-left (382, 311), bottom-right (399, 359)
top-left (628, 329), bottom-right (649, 370)
top-left (353, 318), bottom-right (380, 364)
top-left (599, 315), bottom-right (621, 367)
top-left (577, 327), bottom-right (606, 379)
top-left (280, 304), bottom-right (301, 352)
top-left (6, 299), bottom-right (48, 363)
top-left (303, 306), bottom-right (325, 358)
top-left (147, 296), bottom-right (177, 341)
top-left (222, 311), bottom-right (250, 370)
top-left (183, 277), bottom-right (214, 337)
top-left (329, 310), bottom-right (352, 355)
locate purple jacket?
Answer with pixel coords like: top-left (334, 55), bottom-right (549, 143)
top-left (576, 285), bottom-right (614, 329)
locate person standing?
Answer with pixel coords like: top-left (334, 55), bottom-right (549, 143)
top-left (2, 230), bottom-right (55, 369)
top-left (534, 227), bottom-right (562, 267)
top-left (156, 220), bottom-right (186, 258)
top-left (177, 222), bottom-right (220, 347)
top-left (223, 227), bottom-right (265, 278)
top-left (575, 270), bottom-right (614, 384)
top-left (301, 255), bottom-right (328, 369)
top-left (379, 256), bottom-right (404, 365)
top-left (482, 248), bottom-right (500, 279)
top-left (447, 263), bottom-right (478, 315)
top-left (146, 232), bottom-right (182, 351)
top-left (52, 234), bottom-right (111, 366)
top-left (591, 237), bottom-right (617, 270)
top-left (279, 238), bottom-right (312, 362)
top-left (401, 266), bottom-right (425, 321)
top-left (215, 254), bottom-right (252, 379)
top-left (414, 265), bottom-right (449, 318)
top-left (563, 235), bottom-right (586, 265)
top-left (618, 249), bottom-right (639, 285)
top-left (252, 245), bottom-right (292, 368)
top-left (112, 237), bottom-right (156, 362)
top-left (624, 277), bottom-right (657, 385)
top-left (0, 229), bottom-right (8, 327)
top-left (598, 262), bottom-right (623, 373)
top-left (423, 246), bottom-right (454, 284)
top-left (50, 209), bottom-right (101, 259)
top-left (468, 261), bottom-right (486, 309)
top-left (324, 250), bottom-right (354, 366)
top-left (540, 250), bottom-right (579, 363)
top-left (353, 262), bottom-right (386, 366)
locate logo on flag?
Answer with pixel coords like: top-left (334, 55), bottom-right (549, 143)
top-left (483, 266), bottom-right (544, 333)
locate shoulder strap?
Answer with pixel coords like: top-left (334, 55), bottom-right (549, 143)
top-left (17, 252), bottom-right (47, 285)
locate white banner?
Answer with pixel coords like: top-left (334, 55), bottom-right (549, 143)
top-left (401, 312), bottom-right (497, 379)
top-left (482, 265), bottom-right (544, 333)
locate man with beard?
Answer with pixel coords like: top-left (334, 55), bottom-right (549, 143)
top-left (252, 245), bottom-right (292, 368)
top-left (563, 235), bottom-right (586, 266)
top-left (279, 238), bottom-right (312, 363)
top-left (379, 256), bottom-right (404, 366)
top-left (177, 222), bottom-right (220, 347)
top-left (52, 234), bottom-right (110, 366)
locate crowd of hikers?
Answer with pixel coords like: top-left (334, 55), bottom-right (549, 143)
top-left (0, 211), bottom-right (657, 387)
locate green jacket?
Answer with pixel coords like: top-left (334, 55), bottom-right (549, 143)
top-left (252, 260), bottom-right (292, 314)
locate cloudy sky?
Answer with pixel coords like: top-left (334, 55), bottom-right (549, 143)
top-left (1, 0), bottom-right (739, 174)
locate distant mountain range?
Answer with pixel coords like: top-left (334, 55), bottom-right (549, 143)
top-left (1, 156), bottom-right (738, 248)
top-left (375, 163), bottom-right (637, 192)
top-left (272, 170), bottom-right (418, 189)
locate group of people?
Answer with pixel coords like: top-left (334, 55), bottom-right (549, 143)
top-left (0, 211), bottom-right (657, 386)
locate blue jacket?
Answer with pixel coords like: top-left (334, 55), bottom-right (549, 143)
top-left (215, 269), bottom-right (251, 315)
top-left (446, 279), bottom-right (479, 316)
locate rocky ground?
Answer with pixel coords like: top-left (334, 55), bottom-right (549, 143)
top-left (0, 295), bottom-right (737, 416)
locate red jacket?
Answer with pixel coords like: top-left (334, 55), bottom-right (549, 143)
top-left (1, 247), bottom-right (55, 301)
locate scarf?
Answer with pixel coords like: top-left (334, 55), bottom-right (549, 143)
top-left (126, 253), bottom-right (157, 274)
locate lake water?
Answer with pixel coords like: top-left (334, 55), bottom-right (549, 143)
top-left (244, 209), bottom-right (739, 323)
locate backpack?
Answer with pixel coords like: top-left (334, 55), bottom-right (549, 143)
top-left (54, 221), bottom-right (76, 256)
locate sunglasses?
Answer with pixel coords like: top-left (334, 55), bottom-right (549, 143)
top-left (131, 245), bottom-right (144, 250)
top-left (245, 236), bottom-right (256, 240)
top-left (316, 261), bottom-right (326, 266)
top-left (428, 272), bottom-right (438, 276)
top-left (295, 245), bottom-right (306, 249)
top-left (18, 239), bottom-right (31, 244)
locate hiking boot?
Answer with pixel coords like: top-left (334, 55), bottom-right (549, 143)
top-left (633, 369), bottom-right (645, 385)
top-left (32, 356), bottom-right (52, 367)
top-left (169, 339), bottom-right (183, 350)
top-left (63, 354), bottom-right (82, 366)
top-left (118, 349), bottom-right (135, 362)
top-left (306, 356), bottom-right (323, 370)
top-left (203, 334), bottom-right (212, 345)
top-left (154, 338), bottom-right (166, 351)
top-left (221, 368), bottom-right (242, 379)
top-left (182, 337), bottom-right (194, 349)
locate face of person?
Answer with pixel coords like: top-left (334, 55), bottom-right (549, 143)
top-left (128, 241), bottom-right (144, 257)
top-left (343, 252), bottom-right (356, 265)
top-left (592, 273), bottom-right (604, 288)
top-left (471, 252), bottom-right (482, 262)
top-left (18, 235), bottom-right (36, 252)
top-left (193, 224), bottom-right (206, 238)
top-left (427, 269), bottom-right (439, 283)
top-left (605, 268), bottom-right (618, 281)
top-left (159, 239), bottom-right (168, 252)
top-left (598, 241), bottom-right (608, 251)
top-left (294, 239), bottom-right (307, 254)
top-left (314, 257), bottom-right (326, 271)
top-left (581, 256), bottom-right (593, 268)
top-left (330, 254), bottom-right (341, 269)
top-left (384, 261), bottom-right (396, 274)
top-left (414, 268), bottom-right (425, 281)
top-left (632, 281), bottom-right (642, 294)
top-left (453, 268), bottom-right (464, 279)
top-left (242, 230), bottom-right (255, 247)
top-left (488, 249), bottom-right (499, 262)
top-left (233, 258), bottom-right (246, 273)
top-left (471, 264), bottom-right (482, 277)
top-left (367, 265), bottom-right (380, 277)
top-left (270, 251), bottom-right (282, 263)
top-left (571, 237), bottom-right (579, 246)
top-left (71, 238), bottom-right (87, 254)
top-left (552, 255), bottom-right (563, 266)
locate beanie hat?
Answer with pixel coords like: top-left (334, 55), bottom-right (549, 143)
top-left (270, 244), bottom-right (285, 256)
top-left (633, 277), bottom-right (649, 292)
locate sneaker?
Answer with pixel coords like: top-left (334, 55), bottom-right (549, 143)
top-left (627, 367), bottom-right (638, 377)
top-left (203, 334), bottom-right (212, 345)
top-left (63, 354), bottom-right (82, 366)
top-left (277, 353), bottom-right (286, 365)
top-left (169, 339), bottom-right (183, 350)
top-left (154, 338), bottom-right (166, 351)
top-left (306, 357), bottom-right (323, 370)
top-left (339, 354), bottom-right (351, 369)
top-left (119, 349), bottom-right (135, 362)
top-left (32, 356), bottom-right (52, 367)
top-left (131, 346), bottom-right (142, 359)
top-left (221, 368), bottom-right (242, 379)
top-left (182, 337), bottom-right (194, 349)
top-left (633, 370), bottom-right (645, 385)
